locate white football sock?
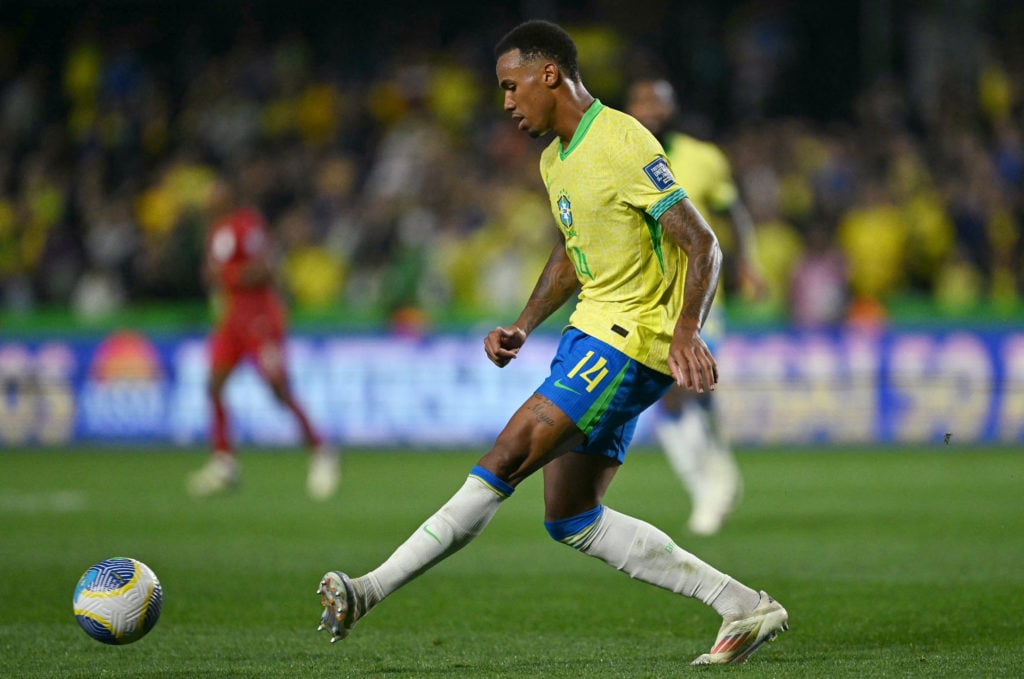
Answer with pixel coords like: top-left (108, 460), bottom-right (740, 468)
top-left (655, 405), bottom-right (711, 501)
top-left (357, 472), bottom-right (508, 612)
top-left (577, 506), bottom-right (759, 617)
top-left (702, 398), bottom-right (733, 460)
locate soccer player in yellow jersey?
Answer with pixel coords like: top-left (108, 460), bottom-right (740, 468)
top-left (317, 20), bottom-right (787, 665)
top-left (626, 78), bottom-right (765, 535)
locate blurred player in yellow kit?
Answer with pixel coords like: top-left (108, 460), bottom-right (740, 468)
top-left (627, 77), bottom-right (766, 535)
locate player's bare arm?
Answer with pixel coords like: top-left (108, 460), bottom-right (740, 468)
top-left (659, 199), bottom-right (722, 392)
top-left (484, 241), bottom-right (579, 367)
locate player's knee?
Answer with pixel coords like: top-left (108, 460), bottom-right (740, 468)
top-left (478, 437), bottom-right (531, 482)
top-left (543, 505), bottom-right (604, 550)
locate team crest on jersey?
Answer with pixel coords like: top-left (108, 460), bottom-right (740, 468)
top-left (643, 157), bottom-right (676, 191)
top-left (556, 191), bottom-right (573, 228)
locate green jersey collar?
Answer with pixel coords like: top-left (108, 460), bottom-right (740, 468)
top-left (559, 99), bottom-right (604, 160)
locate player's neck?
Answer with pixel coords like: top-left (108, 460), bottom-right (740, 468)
top-left (553, 85), bottom-right (596, 145)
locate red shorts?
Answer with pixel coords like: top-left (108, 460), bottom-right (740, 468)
top-left (209, 305), bottom-right (287, 380)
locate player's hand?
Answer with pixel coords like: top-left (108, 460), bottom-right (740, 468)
top-left (668, 327), bottom-right (718, 393)
top-left (484, 325), bottom-right (527, 368)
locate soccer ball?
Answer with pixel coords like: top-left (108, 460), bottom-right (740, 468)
top-left (73, 557), bottom-right (163, 645)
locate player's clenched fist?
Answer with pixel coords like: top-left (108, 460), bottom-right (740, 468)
top-left (484, 325), bottom-right (527, 367)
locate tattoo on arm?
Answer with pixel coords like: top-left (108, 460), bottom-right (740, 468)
top-left (515, 242), bottom-right (580, 334)
top-left (660, 200), bottom-right (722, 329)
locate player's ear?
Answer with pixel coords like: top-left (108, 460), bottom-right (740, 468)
top-left (542, 62), bottom-right (561, 89)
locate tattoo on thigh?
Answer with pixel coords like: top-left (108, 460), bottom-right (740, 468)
top-left (528, 398), bottom-right (556, 427)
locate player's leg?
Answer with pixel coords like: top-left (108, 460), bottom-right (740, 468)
top-left (655, 384), bottom-right (708, 499)
top-left (543, 450), bottom-right (785, 664)
top-left (689, 393), bottom-right (741, 535)
top-left (539, 351), bottom-right (784, 664)
top-left (255, 321), bottom-right (323, 449)
top-left (655, 306), bottom-right (740, 535)
top-left (690, 304), bottom-right (741, 535)
top-left (262, 351), bottom-right (323, 449)
top-left (541, 447), bottom-right (619, 521)
top-left (317, 330), bottom-right (597, 641)
top-left (256, 322), bottom-right (339, 500)
top-left (543, 451), bottom-right (757, 615)
top-left (317, 393), bottom-right (583, 642)
top-left (188, 330), bottom-right (242, 496)
top-left (657, 391), bottom-right (741, 535)
top-left (209, 362), bottom-right (234, 453)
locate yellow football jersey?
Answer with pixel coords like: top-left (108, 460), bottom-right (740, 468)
top-left (662, 132), bottom-right (738, 218)
top-left (539, 100), bottom-right (687, 375)
top-left (661, 131), bottom-right (739, 339)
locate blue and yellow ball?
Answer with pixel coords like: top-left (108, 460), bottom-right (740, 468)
top-left (73, 557), bottom-right (163, 645)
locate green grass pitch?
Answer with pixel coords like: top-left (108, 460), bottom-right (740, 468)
top-left (1, 445), bottom-right (1022, 677)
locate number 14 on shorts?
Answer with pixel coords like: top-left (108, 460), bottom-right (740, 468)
top-left (566, 351), bottom-right (609, 393)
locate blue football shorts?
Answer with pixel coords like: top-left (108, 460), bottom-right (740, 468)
top-left (536, 327), bottom-right (674, 463)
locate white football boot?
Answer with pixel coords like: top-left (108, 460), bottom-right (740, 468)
top-left (691, 590), bottom-right (789, 665)
top-left (317, 571), bottom-right (361, 643)
top-left (186, 452), bottom-right (240, 497)
top-left (307, 445), bottom-right (340, 500)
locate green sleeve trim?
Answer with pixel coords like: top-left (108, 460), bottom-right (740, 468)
top-left (648, 188), bottom-right (687, 221)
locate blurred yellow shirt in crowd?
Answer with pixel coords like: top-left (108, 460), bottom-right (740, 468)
top-left (755, 218), bottom-right (804, 310)
top-left (284, 246), bottom-right (345, 308)
top-left (903, 189), bottom-right (953, 285)
top-left (838, 202), bottom-right (907, 299)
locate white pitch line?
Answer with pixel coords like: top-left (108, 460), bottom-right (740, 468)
top-left (0, 490), bottom-right (88, 513)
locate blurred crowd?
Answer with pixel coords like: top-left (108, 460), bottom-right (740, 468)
top-left (0, 3), bottom-right (1021, 330)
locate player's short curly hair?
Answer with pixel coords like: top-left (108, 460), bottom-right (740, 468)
top-left (494, 20), bottom-right (581, 82)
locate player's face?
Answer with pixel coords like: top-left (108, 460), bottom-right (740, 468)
top-left (496, 49), bottom-right (554, 139)
top-left (626, 81), bottom-right (674, 136)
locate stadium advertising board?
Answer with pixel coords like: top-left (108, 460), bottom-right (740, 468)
top-left (1, 329), bottom-right (1021, 447)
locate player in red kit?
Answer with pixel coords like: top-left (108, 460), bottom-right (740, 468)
top-left (187, 179), bottom-right (339, 500)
